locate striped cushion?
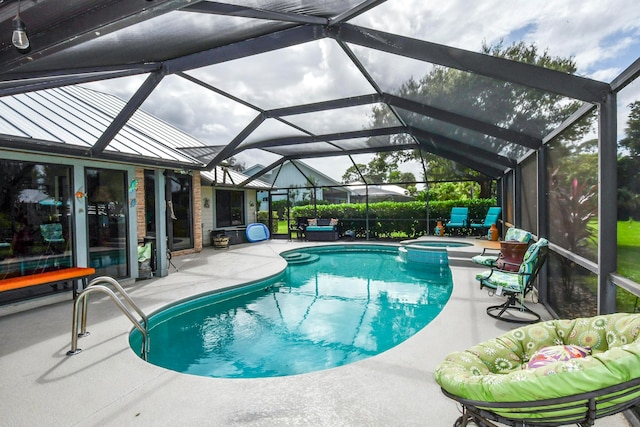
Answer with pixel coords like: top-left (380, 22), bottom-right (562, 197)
top-left (471, 254), bottom-right (498, 267)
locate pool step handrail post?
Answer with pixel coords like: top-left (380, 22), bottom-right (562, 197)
top-left (67, 280), bottom-right (149, 359)
top-left (80, 276), bottom-right (149, 336)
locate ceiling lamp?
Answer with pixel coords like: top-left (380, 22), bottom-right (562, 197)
top-left (12, 1), bottom-right (30, 52)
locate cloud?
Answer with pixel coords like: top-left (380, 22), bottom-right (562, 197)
top-left (354, 0), bottom-right (640, 78)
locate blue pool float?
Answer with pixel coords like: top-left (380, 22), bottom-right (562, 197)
top-left (246, 223), bottom-right (270, 242)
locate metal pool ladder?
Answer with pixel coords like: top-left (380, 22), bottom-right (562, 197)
top-left (66, 276), bottom-right (149, 360)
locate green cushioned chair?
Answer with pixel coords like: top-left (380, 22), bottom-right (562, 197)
top-left (434, 313), bottom-right (640, 427)
top-left (471, 227), bottom-right (533, 268)
top-left (475, 238), bottom-right (548, 323)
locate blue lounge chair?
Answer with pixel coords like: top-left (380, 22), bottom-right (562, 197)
top-left (470, 207), bottom-right (501, 235)
top-left (444, 207), bottom-right (468, 235)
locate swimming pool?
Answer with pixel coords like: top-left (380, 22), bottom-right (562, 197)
top-left (130, 244), bottom-right (452, 378)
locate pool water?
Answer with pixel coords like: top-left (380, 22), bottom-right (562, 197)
top-left (130, 245), bottom-right (452, 378)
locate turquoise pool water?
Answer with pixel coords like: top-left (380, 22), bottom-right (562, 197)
top-left (130, 244), bottom-right (452, 378)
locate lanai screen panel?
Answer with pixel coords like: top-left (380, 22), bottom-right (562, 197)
top-left (186, 39), bottom-right (376, 110)
top-left (239, 119), bottom-right (310, 147)
top-left (17, 11), bottom-right (293, 73)
top-left (352, 1), bottom-right (640, 79)
top-left (394, 107), bottom-right (527, 160)
top-left (260, 134), bottom-right (415, 158)
top-left (331, 135), bottom-right (414, 152)
top-left (140, 75), bottom-right (261, 148)
top-left (265, 141), bottom-right (344, 157)
top-left (520, 155), bottom-right (539, 235)
top-left (349, 44), bottom-right (580, 141)
top-left (285, 103), bottom-right (398, 135)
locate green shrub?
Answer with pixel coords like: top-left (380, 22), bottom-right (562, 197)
top-left (291, 198), bottom-right (496, 238)
top-left (257, 211), bottom-right (278, 233)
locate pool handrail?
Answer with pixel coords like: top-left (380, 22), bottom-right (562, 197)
top-left (67, 276), bottom-right (149, 359)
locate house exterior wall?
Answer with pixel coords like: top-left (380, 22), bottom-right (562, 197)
top-left (246, 189), bottom-right (258, 224)
top-left (201, 185), bottom-right (214, 246)
top-left (203, 186), bottom-right (258, 246)
top-left (193, 171), bottom-right (203, 252)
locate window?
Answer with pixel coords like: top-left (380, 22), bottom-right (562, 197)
top-left (167, 171), bottom-right (193, 251)
top-left (216, 190), bottom-right (244, 227)
top-left (144, 169), bottom-right (156, 235)
top-left (0, 160), bottom-right (73, 282)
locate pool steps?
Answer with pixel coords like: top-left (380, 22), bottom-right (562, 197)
top-left (282, 252), bottom-right (320, 265)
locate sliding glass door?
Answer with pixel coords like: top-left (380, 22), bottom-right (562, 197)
top-left (85, 168), bottom-right (129, 278)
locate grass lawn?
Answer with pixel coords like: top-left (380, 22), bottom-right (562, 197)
top-left (618, 219), bottom-right (640, 283)
top-left (613, 220), bottom-right (640, 312)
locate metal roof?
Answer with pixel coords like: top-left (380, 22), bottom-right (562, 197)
top-left (0, 84), bottom-right (206, 167)
top-left (0, 0), bottom-right (636, 182)
top-left (201, 165), bottom-right (271, 189)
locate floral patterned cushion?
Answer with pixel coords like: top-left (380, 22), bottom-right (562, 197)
top-left (526, 344), bottom-right (590, 369)
top-left (434, 313), bottom-right (640, 409)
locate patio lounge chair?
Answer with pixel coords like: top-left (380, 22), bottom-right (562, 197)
top-left (470, 207), bottom-right (501, 235)
top-left (435, 312), bottom-right (640, 427)
top-left (475, 238), bottom-right (548, 323)
top-left (40, 223), bottom-right (65, 253)
top-left (471, 227), bottom-right (532, 268)
top-left (290, 217), bottom-right (308, 240)
top-left (444, 207), bottom-right (468, 235)
top-left (137, 241), bottom-right (153, 279)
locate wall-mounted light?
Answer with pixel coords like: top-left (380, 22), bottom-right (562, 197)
top-left (12, 0), bottom-right (30, 52)
top-left (75, 187), bottom-right (85, 199)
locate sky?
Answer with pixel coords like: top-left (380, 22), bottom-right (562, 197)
top-left (83, 0), bottom-right (640, 183)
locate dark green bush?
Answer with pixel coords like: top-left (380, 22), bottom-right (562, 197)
top-left (257, 210), bottom-right (278, 233)
top-left (291, 198), bottom-right (496, 238)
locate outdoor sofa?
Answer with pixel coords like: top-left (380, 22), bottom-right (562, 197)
top-left (305, 218), bottom-right (339, 241)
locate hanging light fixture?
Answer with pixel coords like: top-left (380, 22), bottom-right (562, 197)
top-left (12, 0), bottom-right (30, 52)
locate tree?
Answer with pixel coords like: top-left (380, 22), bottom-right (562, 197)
top-left (341, 154), bottom-right (416, 194)
top-left (618, 101), bottom-right (640, 219)
top-left (619, 101), bottom-right (640, 157)
top-left (548, 168), bottom-right (597, 299)
top-left (226, 156), bottom-right (245, 172)
top-left (365, 41), bottom-right (586, 198)
top-left (342, 163), bottom-right (368, 183)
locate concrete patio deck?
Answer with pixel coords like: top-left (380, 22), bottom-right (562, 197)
top-left (0, 238), bottom-right (630, 426)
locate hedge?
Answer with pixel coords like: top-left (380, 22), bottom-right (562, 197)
top-left (290, 198), bottom-right (496, 238)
